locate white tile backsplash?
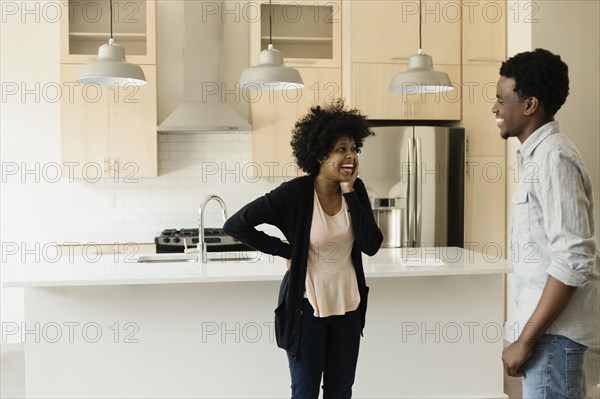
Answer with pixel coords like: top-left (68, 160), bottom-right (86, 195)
top-left (64, 132), bottom-right (285, 244)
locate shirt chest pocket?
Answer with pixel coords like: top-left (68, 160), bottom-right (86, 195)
top-left (511, 190), bottom-right (530, 233)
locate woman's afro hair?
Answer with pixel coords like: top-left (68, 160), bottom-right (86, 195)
top-left (290, 99), bottom-right (373, 175)
top-left (500, 48), bottom-right (569, 117)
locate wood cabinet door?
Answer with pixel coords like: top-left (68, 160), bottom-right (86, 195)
top-left (462, 65), bottom-right (506, 156)
top-left (250, 86), bottom-right (299, 178)
top-left (352, 63), bottom-right (460, 120)
top-left (462, 0), bottom-right (506, 65)
top-left (351, 0), bottom-right (461, 65)
top-left (409, 65), bottom-right (462, 120)
top-left (60, 0), bottom-right (156, 64)
top-left (60, 64), bottom-right (110, 179)
top-left (109, 65), bottom-right (158, 178)
top-left (295, 67), bottom-right (342, 117)
top-left (249, 0), bottom-right (342, 68)
top-left (464, 156), bottom-right (506, 257)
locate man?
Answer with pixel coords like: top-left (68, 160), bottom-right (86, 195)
top-left (493, 48), bottom-right (599, 398)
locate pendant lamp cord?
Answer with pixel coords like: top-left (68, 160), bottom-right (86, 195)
top-left (109, 0), bottom-right (114, 39)
top-left (418, 0), bottom-right (422, 50)
top-left (268, 0), bottom-right (273, 45)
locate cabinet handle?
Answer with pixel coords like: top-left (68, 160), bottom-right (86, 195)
top-left (466, 137), bottom-right (470, 155)
top-left (467, 58), bottom-right (503, 62)
top-left (390, 56), bottom-right (409, 61)
top-left (288, 60), bottom-right (316, 64)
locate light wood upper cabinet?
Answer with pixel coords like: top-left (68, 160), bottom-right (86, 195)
top-left (60, 0), bottom-right (156, 65)
top-left (296, 68), bottom-right (343, 116)
top-left (251, 67), bottom-right (342, 177)
top-left (351, 0), bottom-right (461, 65)
top-left (250, 86), bottom-right (298, 178)
top-left (61, 64), bottom-right (157, 179)
top-left (60, 64), bottom-right (110, 177)
top-left (462, 65), bottom-right (506, 156)
top-left (249, 0), bottom-right (342, 68)
top-left (462, 0), bottom-right (506, 65)
top-left (108, 65), bottom-right (158, 178)
top-left (347, 0), bottom-right (461, 120)
top-left (352, 63), bottom-right (461, 120)
top-left (60, 0), bottom-right (157, 179)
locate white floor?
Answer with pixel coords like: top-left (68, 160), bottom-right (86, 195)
top-left (1, 342), bottom-right (598, 398)
top-left (1, 344), bottom-right (25, 399)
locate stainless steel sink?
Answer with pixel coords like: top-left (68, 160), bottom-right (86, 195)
top-left (137, 253), bottom-right (199, 263)
top-left (205, 252), bottom-right (260, 262)
top-left (137, 252), bottom-right (260, 263)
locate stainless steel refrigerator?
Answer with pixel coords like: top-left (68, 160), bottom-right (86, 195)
top-left (359, 125), bottom-right (465, 248)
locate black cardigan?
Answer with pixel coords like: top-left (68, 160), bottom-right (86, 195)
top-left (223, 175), bottom-right (383, 358)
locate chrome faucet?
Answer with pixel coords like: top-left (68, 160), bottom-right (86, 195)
top-left (198, 194), bottom-right (228, 263)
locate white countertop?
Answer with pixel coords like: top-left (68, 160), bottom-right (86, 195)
top-left (1, 247), bottom-right (512, 288)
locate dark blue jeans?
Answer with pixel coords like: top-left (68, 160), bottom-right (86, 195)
top-left (287, 299), bottom-right (362, 399)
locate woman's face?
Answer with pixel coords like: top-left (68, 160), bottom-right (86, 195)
top-left (318, 136), bottom-right (358, 182)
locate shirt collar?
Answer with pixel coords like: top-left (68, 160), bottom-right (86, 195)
top-left (517, 121), bottom-right (561, 159)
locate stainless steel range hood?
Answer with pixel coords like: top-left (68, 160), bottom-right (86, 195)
top-left (158, 101), bottom-right (251, 133)
top-left (157, 1), bottom-right (251, 133)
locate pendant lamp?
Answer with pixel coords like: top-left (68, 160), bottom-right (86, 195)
top-left (239, 0), bottom-right (303, 90)
top-left (77, 0), bottom-right (146, 86)
top-left (389, 0), bottom-right (453, 93)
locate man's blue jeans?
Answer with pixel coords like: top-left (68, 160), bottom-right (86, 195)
top-left (287, 299), bottom-right (362, 399)
top-left (522, 334), bottom-right (588, 399)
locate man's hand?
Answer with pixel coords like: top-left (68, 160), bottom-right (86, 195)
top-left (502, 340), bottom-right (534, 377)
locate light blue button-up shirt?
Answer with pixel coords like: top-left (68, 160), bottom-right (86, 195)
top-left (511, 121), bottom-right (599, 347)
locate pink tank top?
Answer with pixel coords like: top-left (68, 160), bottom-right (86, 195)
top-left (305, 191), bottom-right (360, 317)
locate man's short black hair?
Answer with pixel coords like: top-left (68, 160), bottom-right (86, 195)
top-left (500, 48), bottom-right (569, 116)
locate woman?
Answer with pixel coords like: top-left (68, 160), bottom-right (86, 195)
top-left (223, 100), bottom-right (383, 398)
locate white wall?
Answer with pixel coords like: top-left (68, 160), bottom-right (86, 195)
top-left (0, 0), bottom-right (278, 344)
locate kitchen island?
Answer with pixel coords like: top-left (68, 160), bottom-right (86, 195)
top-left (2, 247), bottom-right (512, 398)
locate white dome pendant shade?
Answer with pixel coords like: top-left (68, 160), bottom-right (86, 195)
top-left (77, 39), bottom-right (147, 86)
top-left (76, 0), bottom-right (146, 86)
top-left (239, 44), bottom-right (303, 90)
top-left (389, 49), bottom-right (453, 93)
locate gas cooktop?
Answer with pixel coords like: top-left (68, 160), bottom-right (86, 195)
top-left (155, 228), bottom-right (253, 253)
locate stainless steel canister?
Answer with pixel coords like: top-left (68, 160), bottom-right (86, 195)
top-left (373, 207), bottom-right (406, 248)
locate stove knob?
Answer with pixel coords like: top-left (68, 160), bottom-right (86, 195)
top-left (163, 237), bottom-right (170, 243)
top-left (173, 237), bottom-right (181, 243)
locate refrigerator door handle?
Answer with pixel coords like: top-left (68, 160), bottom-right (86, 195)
top-left (415, 137), bottom-right (422, 246)
top-left (407, 138), bottom-right (416, 247)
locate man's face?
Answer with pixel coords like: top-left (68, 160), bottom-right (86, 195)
top-left (491, 76), bottom-right (531, 141)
